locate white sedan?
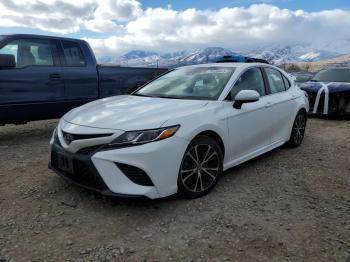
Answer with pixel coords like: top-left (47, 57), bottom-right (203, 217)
top-left (49, 63), bottom-right (309, 199)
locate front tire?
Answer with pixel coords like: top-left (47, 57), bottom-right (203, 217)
top-left (178, 135), bottom-right (223, 198)
top-left (287, 110), bottom-right (307, 147)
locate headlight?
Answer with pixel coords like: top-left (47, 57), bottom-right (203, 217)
top-left (107, 125), bottom-right (180, 147)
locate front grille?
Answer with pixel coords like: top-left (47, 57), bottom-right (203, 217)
top-left (62, 131), bottom-right (113, 145)
top-left (72, 160), bottom-right (107, 190)
top-left (306, 91), bottom-right (324, 114)
top-left (51, 150), bottom-right (108, 191)
top-left (306, 91), bottom-right (350, 115)
top-left (116, 163), bottom-right (154, 186)
top-left (77, 145), bottom-right (103, 155)
top-left (307, 92), bottom-right (316, 112)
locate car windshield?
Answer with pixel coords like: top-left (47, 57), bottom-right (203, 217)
top-left (311, 68), bottom-right (350, 83)
top-left (134, 66), bottom-right (235, 100)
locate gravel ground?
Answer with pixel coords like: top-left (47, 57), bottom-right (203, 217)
top-left (0, 118), bottom-right (349, 262)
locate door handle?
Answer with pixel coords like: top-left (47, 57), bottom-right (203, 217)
top-left (49, 73), bottom-right (62, 79)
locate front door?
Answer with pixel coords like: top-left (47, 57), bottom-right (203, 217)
top-left (0, 38), bottom-right (64, 105)
top-left (225, 67), bottom-right (273, 163)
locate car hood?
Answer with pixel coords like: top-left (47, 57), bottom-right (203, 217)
top-left (300, 81), bottom-right (350, 93)
top-left (63, 95), bottom-right (209, 130)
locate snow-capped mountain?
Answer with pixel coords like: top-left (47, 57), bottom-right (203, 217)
top-left (102, 47), bottom-right (236, 67)
top-left (97, 44), bottom-right (347, 67)
top-left (248, 45), bottom-right (340, 64)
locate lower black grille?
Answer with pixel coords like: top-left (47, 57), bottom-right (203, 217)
top-left (72, 160), bottom-right (106, 190)
top-left (77, 145), bottom-right (102, 155)
top-left (51, 150), bottom-right (108, 191)
top-left (307, 92), bottom-right (316, 112)
top-left (116, 163), bottom-right (154, 186)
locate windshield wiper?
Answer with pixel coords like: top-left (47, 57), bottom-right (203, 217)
top-left (132, 93), bottom-right (155, 98)
top-left (156, 96), bottom-right (183, 99)
top-left (309, 80), bottom-right (319, 82)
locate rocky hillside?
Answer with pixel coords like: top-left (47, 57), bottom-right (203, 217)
top-left (281, 54), bottom-right (350, 72)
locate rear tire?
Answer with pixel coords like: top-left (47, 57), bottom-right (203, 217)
top-left (178, 135), bottom-right (223, 198)
top-left (286, 110), bottom-right (307, 148)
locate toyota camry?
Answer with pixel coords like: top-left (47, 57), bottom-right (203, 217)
top-left (49, 63), bottom-right (309, 199)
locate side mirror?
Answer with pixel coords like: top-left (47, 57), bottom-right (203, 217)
top-left (0, 54), bottom-right (16, 69)
top-left (233, 90), bottom-right (260, 109)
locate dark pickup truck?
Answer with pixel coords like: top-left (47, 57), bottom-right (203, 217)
top-left (0, 34), bottom-right (167, 125)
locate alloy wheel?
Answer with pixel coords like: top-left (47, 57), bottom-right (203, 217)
top-left (180, 144), bottom-right (220, 193)
top-left (293, 113), bottom-right (306, 145)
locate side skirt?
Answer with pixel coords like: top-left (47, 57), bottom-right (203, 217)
top-left (223, 140), bottom-right (286, 171)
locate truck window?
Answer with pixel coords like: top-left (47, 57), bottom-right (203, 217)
top-left (0, 39), bottom-right (56, 68)
top-left (61, 41), bottom-right (86, 67)
top-left (0, 40), bottom-right (18, 63)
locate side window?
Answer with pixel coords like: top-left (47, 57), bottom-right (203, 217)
top-left (0, 41), bottom-right (19, 63)
top-left (0, 39), bottom-right (55, 68)
top-left (282, 74), bottom-right (291, 90)
top-left (230, 67), bottom-right (265, 99)
top-left (61, 41), bottom-right (86, 66)
top-left (265, 68), bottom-right (285, 94)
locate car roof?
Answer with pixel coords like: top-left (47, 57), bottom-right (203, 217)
top-left (0, 34), bottom-right (82, 42)
top-left (178, 62), bottom-right (274, 69)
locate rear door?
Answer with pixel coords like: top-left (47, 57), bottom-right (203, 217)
top-left (0, 37), bottom-right (64, 104)
top-left (262, 67), bottom-right (294, 143)
top-left (60, 40), bottom-right (98, 101)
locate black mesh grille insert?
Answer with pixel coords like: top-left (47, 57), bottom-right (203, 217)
top-left (306, 91), bottom-right (324, 114)
top-left (116, 163), bottom-right (154, 186)
top-left (77, 145), bottom-right (102, 155)
top-left (51, 150), bottom-right (108, 191)
top-left (72, 160), bottom-right (107, 190)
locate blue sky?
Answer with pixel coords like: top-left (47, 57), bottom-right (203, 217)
top-left (139, 0), bottom-right (350, 12)
top-left (0, 0), bottom-right (350, 56)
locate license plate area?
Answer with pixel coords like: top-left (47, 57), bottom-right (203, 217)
top-left (57, 151), bottom-right (73, 174)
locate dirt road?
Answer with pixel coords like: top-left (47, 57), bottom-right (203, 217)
top-left (0, 118), bottom-right (349, 261)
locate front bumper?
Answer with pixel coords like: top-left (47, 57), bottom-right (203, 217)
top-left (49, 132), bottom-right (188, 199)
top-left (49, 143), bottom-right (140, 198)
top-left (302, 89), bottom-right (350, 116)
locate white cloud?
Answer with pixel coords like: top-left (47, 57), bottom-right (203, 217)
top-left (0, 0), bottom-right (141, 33)
top-left (0, 1), bottom-right (349, 56)
top-left (85, 4), bottom-right (350, 56)
top-left (94, 0), bottom-right (142, 21)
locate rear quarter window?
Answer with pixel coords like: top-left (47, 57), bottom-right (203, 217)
top-left (265, 68), bottom-right (286, 94)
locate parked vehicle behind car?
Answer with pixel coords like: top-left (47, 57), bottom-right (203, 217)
top-left (0, 34), bottom-right (167, 126)
top-left (49, 62), bottom-right (309, 199)
top-left (289, 71), bottom-right (314, 86)
top-left (300, 67), bottom-right (350, 116)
